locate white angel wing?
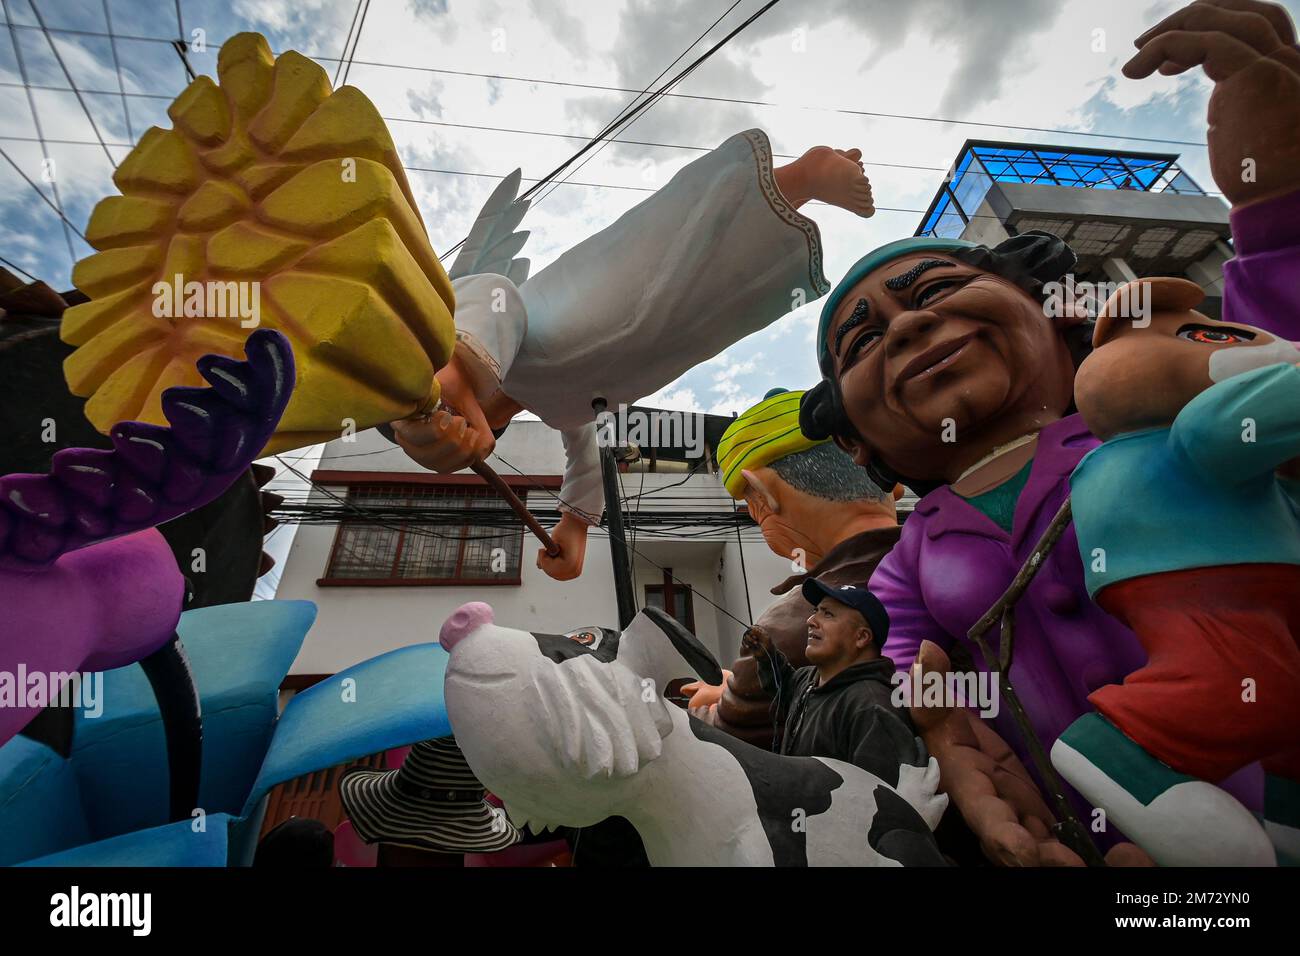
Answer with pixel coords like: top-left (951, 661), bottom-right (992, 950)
top-left (448, 168), bottom-right (532, 284)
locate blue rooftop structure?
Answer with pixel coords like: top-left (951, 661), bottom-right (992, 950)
top-left (917, 140), bottom-right (1208, 239)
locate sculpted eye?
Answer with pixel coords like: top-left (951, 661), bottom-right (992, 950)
top-left (845, 328), bottom-right (883, 363)
top-left (914, 277), bottom-right (963, 308)
top-left (1177, 324), bottom-right (1254, 344)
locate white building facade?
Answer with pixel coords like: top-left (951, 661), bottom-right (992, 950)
top-left (275, 417), bottom-right (798, 679)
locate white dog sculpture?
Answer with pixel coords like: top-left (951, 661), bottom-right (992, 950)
top-left (440, 602), bottom-right (948, 867)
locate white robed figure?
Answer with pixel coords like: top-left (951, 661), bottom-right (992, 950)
top-left (390, 129), bottom-right (875, 579)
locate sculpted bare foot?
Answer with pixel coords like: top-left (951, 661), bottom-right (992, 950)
top-left (774, 145), bottom-right (875, 217)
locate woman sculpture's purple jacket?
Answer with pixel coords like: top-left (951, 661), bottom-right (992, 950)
top-left (872, 188), bottom-right (1300, 823)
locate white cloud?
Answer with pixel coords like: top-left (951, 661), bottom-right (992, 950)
top-left (5, 0), bottom-right (1296, 416)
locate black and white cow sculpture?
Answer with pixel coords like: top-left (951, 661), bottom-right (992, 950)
top-left (440, 602), bottom-right (949, 867)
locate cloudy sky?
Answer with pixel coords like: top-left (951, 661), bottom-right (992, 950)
top-left (4, 0), bottom-right (1298, 412)
top-left (7, 0), bottom-right (1296, 595)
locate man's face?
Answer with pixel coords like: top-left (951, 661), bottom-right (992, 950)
top-left (805, 597), bottom-right (870, 666)
top-left (825, 254), bottom-right (1077, 482)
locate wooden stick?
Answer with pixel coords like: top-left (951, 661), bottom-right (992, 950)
top-left (378, 415), bottom-right (561, 557)
top-left (470, 459), bottom-right (560, 556)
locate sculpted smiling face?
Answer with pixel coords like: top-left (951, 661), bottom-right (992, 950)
top-left (826, 254), bottom-right (1079, 483)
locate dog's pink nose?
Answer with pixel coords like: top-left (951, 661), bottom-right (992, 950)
top-left (440, 602), bottom-right (494, 651)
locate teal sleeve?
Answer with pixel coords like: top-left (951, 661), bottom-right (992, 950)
top-left (1170, 363), bottom-right (1300, 485)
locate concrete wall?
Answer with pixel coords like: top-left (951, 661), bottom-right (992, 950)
top-left (987, 181), bottom-right (1230, 231)
top-left (715, 537), bottom-right (797, 664)
top-left (961, 198), bottom-right (1012, 248)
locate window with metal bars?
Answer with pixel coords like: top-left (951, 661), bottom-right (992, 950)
top-left (320, 484), bottom-right (525, 585)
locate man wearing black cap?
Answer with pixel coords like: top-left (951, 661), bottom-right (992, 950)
top-left (743, 576), bottom-right (923, 788)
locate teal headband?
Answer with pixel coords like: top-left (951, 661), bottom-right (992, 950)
top-left (816, 237), bottom-right (979, 368)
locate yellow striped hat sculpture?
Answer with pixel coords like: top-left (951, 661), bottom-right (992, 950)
top-left (716, 388), bottom-right (828, 499)
top-left (60, 33), bottom-right (456, 455)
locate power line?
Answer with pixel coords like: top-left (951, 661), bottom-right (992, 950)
top-left (28, 0), bottom-right (118, 169)
top-left (102, 0), bottom-right (133, 141)
top-left (2, 0), bottom-right (78, 267)
top-left (0, 124), bottom-right (1220, 199)
top-left (490, 451), bottom-right (755, 633)
top-left (273, 454), bottom-right (540, 544)
top-left (438, 0), bottom-right (754, 260)
top-left (404, 163), bottom-right (656, 193)
top-left (269, 445), bottom-right (756, 631)
top-left (0, 145), bottom-right (89, 243)
top-left (0, 131), bottom-right (1210, 230)
top-left (303, 55), bottom-right (1220, 150)
top-left (339, 0), bottom-right (371, 88)
top-left (446, 0), bottom-right (783, 259)
top-left (171, 0), bottom-right (194, 83)
top-left (0, 82), bottom-right (953, 172)
top-left (0, 77), bottom-right (1217, 189)
top-left (533, 0), bottom-right (747, 208)
top-left (0, 20), bottom-right (1212, 150)
top-left (333, 0), bottom-right (365, 88)
top-left (0, 252), bottom-right (38, 283)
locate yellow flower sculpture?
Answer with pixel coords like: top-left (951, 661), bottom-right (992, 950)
top-left (61, 32), bottom-right (456, 455)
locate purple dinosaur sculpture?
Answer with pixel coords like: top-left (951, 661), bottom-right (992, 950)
top-left (0, 329), bottom-right (294, 818)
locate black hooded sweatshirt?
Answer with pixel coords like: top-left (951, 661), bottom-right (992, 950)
top-left (757, 651), bottom-right (925, 789)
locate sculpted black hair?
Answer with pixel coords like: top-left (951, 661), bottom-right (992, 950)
top-left (801, 232), bottom-right (1088, 496)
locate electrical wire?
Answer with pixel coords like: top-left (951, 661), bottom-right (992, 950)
top-left (333, 0), bottom-right (365, 88)
top-left (1, 0), bottom-right (78, 266)
top-left (338, 0), bottom-right (371, 88)
top-left (101, 0), bottom-right (132, 141)
top-left (272, 454), bottom-right (531, 543)
top-left (531, 0), bottom-right (746, 208)
top-left (0, 87), bottom-right (1220, 194)
top-left (439, 0), bottom-right (762, 261)
top-left (0, 145), bottom-right (89, 243)
top-left (27, 0), bottom-right (116, 169)
top-left (489, 451), bottom-right (754, 634)
top-left (0, 21), bottom-right (1212, 151)
top-left (0, 252), bottom-right (37, 282)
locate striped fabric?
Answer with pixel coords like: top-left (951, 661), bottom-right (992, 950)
top-left (715, 388), bottom-right (827, 498)
top-left (340, 736), bottom-right (521, 853)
